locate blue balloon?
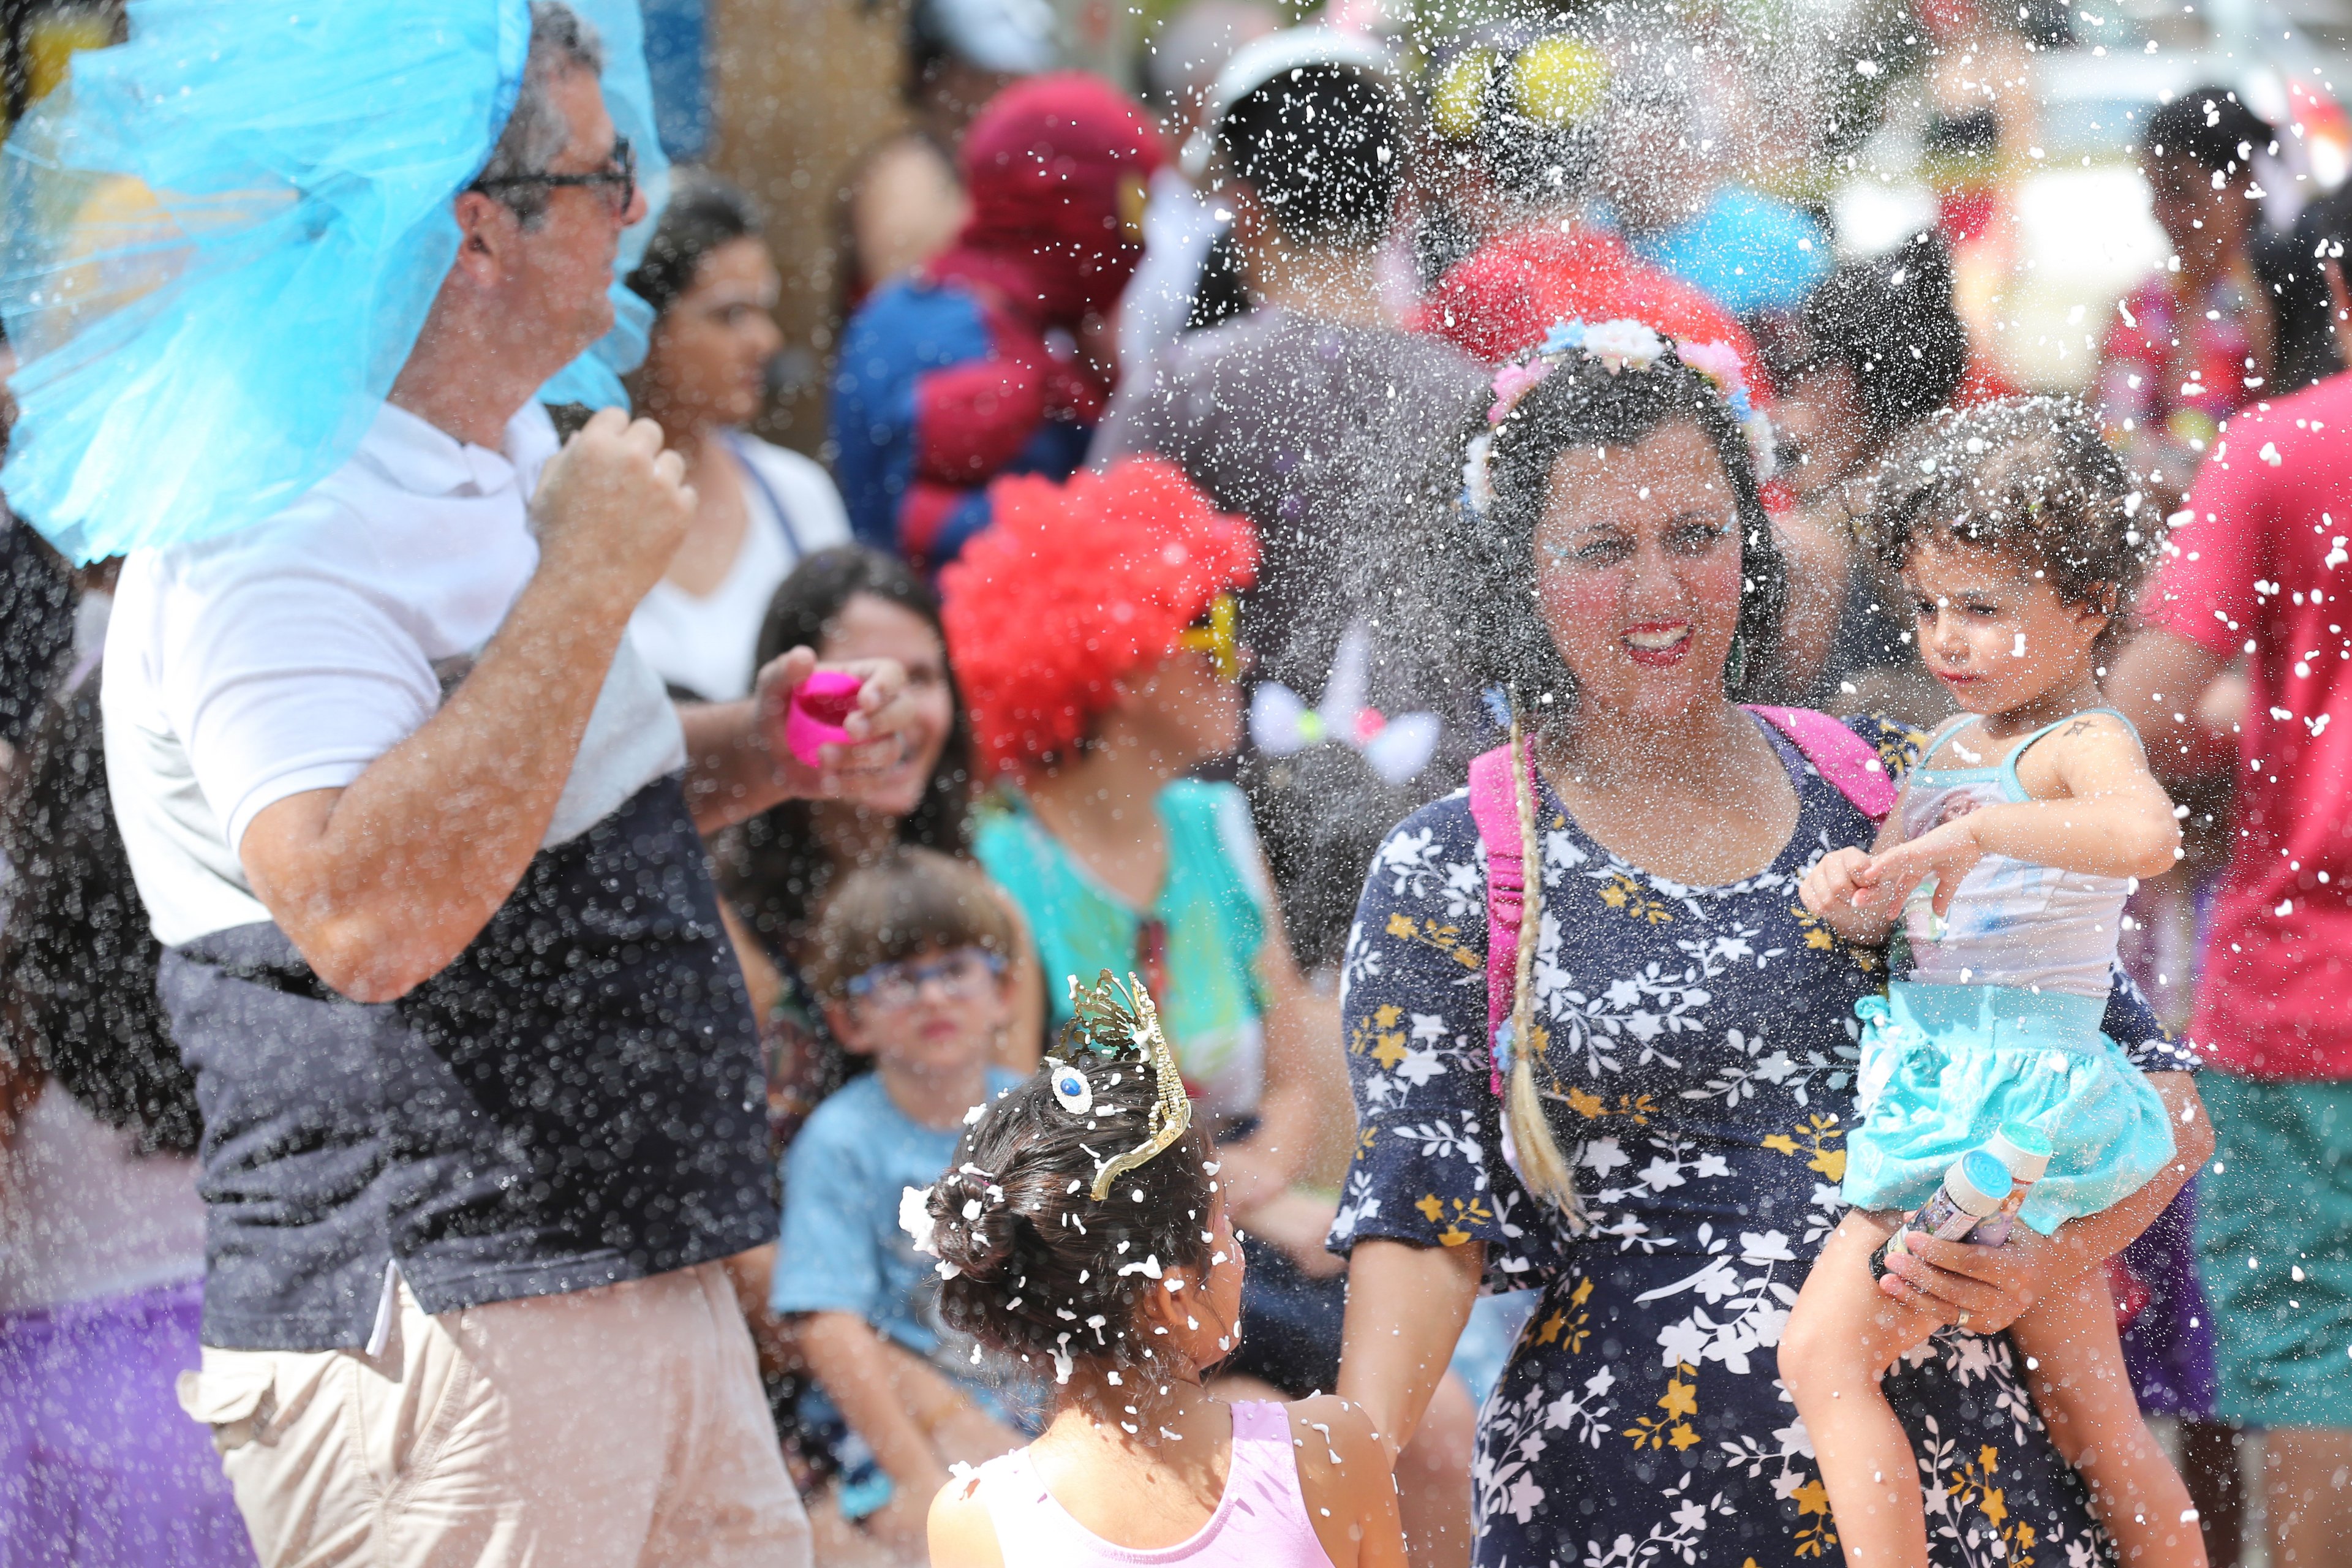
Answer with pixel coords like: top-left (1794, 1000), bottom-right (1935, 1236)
top-left (0, 0), bottom-right (669, 564)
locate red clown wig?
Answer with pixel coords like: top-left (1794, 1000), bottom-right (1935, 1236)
top-left (941, 458), bottom-right (1257, 776)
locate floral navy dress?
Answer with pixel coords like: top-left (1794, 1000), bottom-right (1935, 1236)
top-left (1330, 714), bottom-right (2193, 1568)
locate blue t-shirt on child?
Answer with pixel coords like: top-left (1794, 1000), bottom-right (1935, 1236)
top-left (772, 1068), bottom-right (1022, 1364)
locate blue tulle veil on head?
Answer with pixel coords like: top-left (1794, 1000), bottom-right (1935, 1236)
top-left (0, 0), bottom-right (671, 563)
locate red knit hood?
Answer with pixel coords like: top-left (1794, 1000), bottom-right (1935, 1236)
top-left (931, 73), bottom-right (1164, 327)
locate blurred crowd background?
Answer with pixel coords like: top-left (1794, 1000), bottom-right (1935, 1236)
top-left (2, 1), bottom-right (2350, 1566)
top-left (13, 0), bottom-right (2340, 444)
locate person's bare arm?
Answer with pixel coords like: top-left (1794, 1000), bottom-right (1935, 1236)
top-left (1848, 717), bottom-right (2180, 922)
top-left (1291, 1394), bottom-right (1411, 1567)
top-left (1336, 1238), bottom-right (1483, 1461)
top-left (2107, 627), bottom-right (2235, 785)
top-left (718, 904), bottom-right (783, 1024)
top-left (720, 1245), bottom-right (802, 1384)
top-left (928, 1472), bottom-right (1007, 1568)
top-left (798, 1310), bottom-right (953, 1502)
top-left (1797, 810), bottom-right (1909, 944)
top-left (1879, 1070), bottom-right (2214, 1329)
top-left (239, 410), bottom-right (692, 1002)
top-left (874, 1334), bottom-right (1012, 1441)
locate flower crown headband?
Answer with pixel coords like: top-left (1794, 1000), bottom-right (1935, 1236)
top-left (1461, 317), bottom-right (1777, 518)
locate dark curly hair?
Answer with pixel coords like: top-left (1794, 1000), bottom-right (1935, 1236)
top-left (1455, 344), bottom-right (1788, 709)
top-left (925, 1062), bottom-right (1220, 1395)
top-left (625, 170), bottom-right (763, 322)
top-left (1777, 233), bottom-right (1968, 445)
top-left (1857, 397), bottom-right (2156, 652)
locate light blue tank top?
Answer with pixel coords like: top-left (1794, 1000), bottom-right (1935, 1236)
top-left (1899, 709), bottom-right (2138, 1000)
top-left (973, 781), bottom-right (1272, 1120)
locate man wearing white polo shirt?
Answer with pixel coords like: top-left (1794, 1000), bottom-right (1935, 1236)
top-left (88, 6), bottom-right (910, 1562)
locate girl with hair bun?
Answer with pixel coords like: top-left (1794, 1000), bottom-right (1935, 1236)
top-left (1329, 321), bottom-right (2208, 1566)
top-left (919, 973), bottom-right (1405, 1566)
top-left (942, 459), bottom-right (1483, 1554)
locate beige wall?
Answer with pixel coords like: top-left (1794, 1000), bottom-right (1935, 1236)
top-left (709, 0), bottom-right (911, 455)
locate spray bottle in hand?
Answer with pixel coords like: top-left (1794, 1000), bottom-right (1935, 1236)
top-left (1972, 1122), bottom-right (2052, 1248)
top-left (1868, 1149), bottom-right (2012, 1281)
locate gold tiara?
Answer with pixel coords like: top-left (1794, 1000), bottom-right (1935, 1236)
top-left (1057, 970), bottom-right (1193, 1201)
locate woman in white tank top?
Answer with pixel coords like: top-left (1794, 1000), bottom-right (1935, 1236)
top-left (621, 174), bottom-right (850, 701)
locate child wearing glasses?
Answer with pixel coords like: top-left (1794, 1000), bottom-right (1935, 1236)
top-left (771, 846), bottom-right (1037, 1555)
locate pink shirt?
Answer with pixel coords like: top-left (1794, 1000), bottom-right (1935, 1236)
top-left (2097, 274), bottom-right (2264, 448)
top-left (2139, 371), bottom-right (2352, 1078)
top-left (973, 1400), bottom-right (1336, 1566)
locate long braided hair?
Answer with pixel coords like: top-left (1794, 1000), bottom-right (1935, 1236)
top-left (1453, 328), bottom-right (1786, 1219)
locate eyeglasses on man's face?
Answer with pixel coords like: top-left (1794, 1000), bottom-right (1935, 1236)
top-left (471, 133), bottom-right (637, 220)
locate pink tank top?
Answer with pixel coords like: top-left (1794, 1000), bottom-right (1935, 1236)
top-left (974, 1400), bottom-right (1336, 1567)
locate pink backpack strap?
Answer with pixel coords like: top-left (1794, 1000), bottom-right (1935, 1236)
top-left (1466, 714), bottom-right (1885, 1098)
top-left (1743, 705), bottom-right (1898, 823)
top-left (1466, 745), bottom-right (1526, 1096)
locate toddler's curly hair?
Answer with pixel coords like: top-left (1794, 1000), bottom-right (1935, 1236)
top-left (1858, 398), bottom-right (2160, 647)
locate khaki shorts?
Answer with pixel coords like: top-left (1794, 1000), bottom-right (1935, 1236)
top-left (178, 1261), bottom-right (809, 1568)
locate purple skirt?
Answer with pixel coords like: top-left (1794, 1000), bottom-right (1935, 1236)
top-left (0, 1278), bottom-right (254, 1568)
top-left (2115, 1179), bottom-right (2219, 1419)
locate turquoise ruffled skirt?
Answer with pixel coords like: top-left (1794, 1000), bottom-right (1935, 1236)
top-left (1842, 981), bottom-right (2176, 1235)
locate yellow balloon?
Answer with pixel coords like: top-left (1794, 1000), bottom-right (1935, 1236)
top-left (1510, 37), bottom-right (1609, 129)
top-left (1430, 50), bottom-right (1494, 145)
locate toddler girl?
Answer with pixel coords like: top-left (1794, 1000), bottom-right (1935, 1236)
top-left (1782, 399), bottom-right (2209, 1567)
top-left (914, 971), bottom-right (1406, 1567)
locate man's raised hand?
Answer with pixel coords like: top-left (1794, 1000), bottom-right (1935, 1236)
top-left (530, 407), bottom-right (696, 615)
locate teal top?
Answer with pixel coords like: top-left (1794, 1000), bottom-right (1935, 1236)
top-left (974, 780), bottom-right (1272, 1120)
top-left (1909, 705), bottom-right (2133, 797)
